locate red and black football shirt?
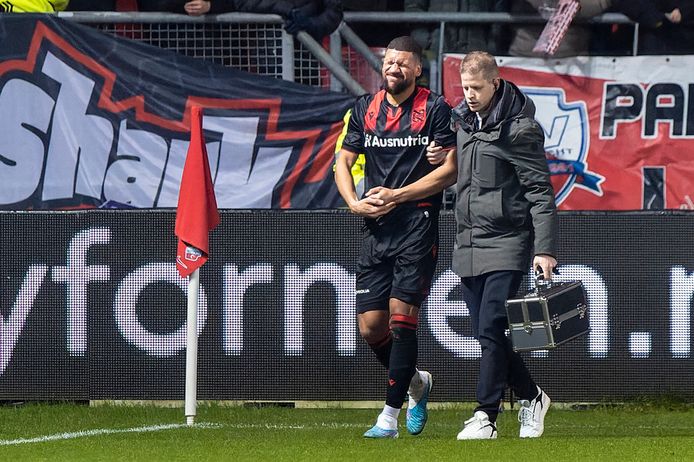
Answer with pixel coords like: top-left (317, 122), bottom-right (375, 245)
top-left (342, 86), bottom-right (456, 209)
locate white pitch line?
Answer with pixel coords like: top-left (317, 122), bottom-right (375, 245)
top-left (224, 423), bottom-right (364, 430)
top-left (0, 422), bottom-right (222, 446)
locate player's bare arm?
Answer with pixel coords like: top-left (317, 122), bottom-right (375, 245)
top-left (366, 148), bottom-right (457, 206)
top-left (335, 148), bottom-right (395, 218)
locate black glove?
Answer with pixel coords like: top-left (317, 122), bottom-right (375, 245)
top-left (285, 7), bottom-right (312, 35)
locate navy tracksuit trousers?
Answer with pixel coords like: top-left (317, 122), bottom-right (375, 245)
top-left (461, 270), bottom-right (539, 422)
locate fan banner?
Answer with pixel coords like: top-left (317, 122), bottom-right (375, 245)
top-left (532, 0), bottom-right (581, 56)
top-left (0, 15), bottom-right (353, 210)
top-left (443, 54), bottom-right (694, 210)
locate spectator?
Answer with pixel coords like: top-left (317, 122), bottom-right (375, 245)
top-left (156, 0), bottom-right (343, 40)
top-left (0, 0), bottom-right (69, 11)
top-left (344, 0), bottom-right (408, 46)
top-left (136, 1), bottom-right (190, 13)
top-left (137, 0), bottom-right (231, 15)
top-left (343, 0), bottom-right (400, 8)
top-left (67, 0), bottom-right (115, 11)
top-left (509, 0), bottom-right (611, 57)
top-left (406, 1), bottom-right (509, 55)
top-left (612, 0), bottom-right (694, 54)
top-left (67, 1), bottom-right (115, 10)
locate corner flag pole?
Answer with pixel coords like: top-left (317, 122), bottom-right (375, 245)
top-left (176, 105), bottom-right (220, 426)
top-left (185, 268), bottom-right (200, 426)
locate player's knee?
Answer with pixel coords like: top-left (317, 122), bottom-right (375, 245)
top-left (358, 310), bottom-right (390, 343)
top-left (359, 324), bottom-right (389, 344)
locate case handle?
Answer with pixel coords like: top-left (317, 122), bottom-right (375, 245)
top-left (534, 266), bottom-right (559, 291)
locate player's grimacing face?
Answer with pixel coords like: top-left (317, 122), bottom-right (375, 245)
top-left (460, 71), bottom-right (498, 113)
top-left (382, 49), bottom-right (421, 96)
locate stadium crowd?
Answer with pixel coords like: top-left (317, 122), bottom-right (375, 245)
top-left (2, 0), bottom-right (693, 55)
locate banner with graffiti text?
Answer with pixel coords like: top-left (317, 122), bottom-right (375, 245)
top-left (443, 54), bottom-right (694, 210)
top-left (0, 15), bottom-right (353, 210)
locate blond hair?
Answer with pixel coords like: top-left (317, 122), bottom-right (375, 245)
top-left (459, 51), bottom-right (499, 81)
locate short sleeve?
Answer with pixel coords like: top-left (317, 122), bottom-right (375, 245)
top-left (341, 97), bottom-right (367, 154)
top-left (430, 97), bottom-right (457, 149)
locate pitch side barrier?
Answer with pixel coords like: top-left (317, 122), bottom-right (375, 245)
top-left (1, 210), bottom-right (692, 402)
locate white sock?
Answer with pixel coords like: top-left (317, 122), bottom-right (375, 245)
top-left (376, 405), bottom-right (400, 430)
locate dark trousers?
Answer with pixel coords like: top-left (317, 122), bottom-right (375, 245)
top-left (461, 270), bottom-right (538, 422)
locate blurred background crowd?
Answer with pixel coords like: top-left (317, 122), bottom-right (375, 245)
top-left (2, 1), bottom-right (693, 56)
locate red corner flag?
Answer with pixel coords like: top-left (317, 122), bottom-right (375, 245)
top-left (175, 106), bottom-right (220, 278)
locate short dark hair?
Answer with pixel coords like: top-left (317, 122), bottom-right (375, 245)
top-left (386, 36), bottom-right (423, 63)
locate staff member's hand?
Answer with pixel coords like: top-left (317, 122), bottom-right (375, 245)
top-left (666, 8), bottom-right (682, 23)
top-left (533, 254), bottom-right (557, 280)
top-left (426, 141), bottom-right (448, 165)
top-left (184, 0), bottom-right (211, 16)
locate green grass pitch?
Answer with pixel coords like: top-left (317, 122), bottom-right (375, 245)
top-left (1, 402), bottom-right (693, 461)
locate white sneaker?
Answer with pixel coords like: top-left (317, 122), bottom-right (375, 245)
top-left (518, 387), bottom-right (551, 438)
top-left (456, 411), bottom-right (498, 440)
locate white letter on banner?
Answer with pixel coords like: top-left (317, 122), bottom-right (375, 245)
top-left (0, 265), bottom-right (49, 376)
top-left (114, 263), bottom-right (207, 357)
top-left (103, 120), bottom-right (168, 207)
top-left (670, 266), bottom-right (693, 358)
top-left (157, 139), bottom-right (220, 207)
top-left (51, 228), bottom-right (111, 356)
top-left (222, 264), bottom-right (273, 355)
top-left (41, 52), bottom-right (113, 201)
top-left (0, 79), bottom-right (54, 204)
top-left (284, 264), bottom-right (356, 356)
top-left (426, 270), bottom-right (481, 359)
top-left (201, 116), bottom-right (292, 208)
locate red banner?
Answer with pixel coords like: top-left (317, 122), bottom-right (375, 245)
top-left (443, 55), bottom-right (694, 210)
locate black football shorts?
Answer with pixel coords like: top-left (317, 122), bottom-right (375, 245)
top-left (355, 206), bottom-right (439, 313)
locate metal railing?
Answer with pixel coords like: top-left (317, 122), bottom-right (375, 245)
top-left (342, 11), bottom-right (636, 93)
top-left (62, 12), bottom-right (323, 87)
top-left (59, 12), bottom-right (376, 94)
top-left (58, 11), bottom-right (636, 95)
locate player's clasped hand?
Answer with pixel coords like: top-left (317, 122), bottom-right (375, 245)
top-left (426, 141), bottom-right (447, 165)
top-left (349, 195), bottom-right (395, 219)
top-left (365, 186), bottom-right (396, 206)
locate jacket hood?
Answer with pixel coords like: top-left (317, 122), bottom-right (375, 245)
top-left (452, 79), bottom-right (535, 132)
